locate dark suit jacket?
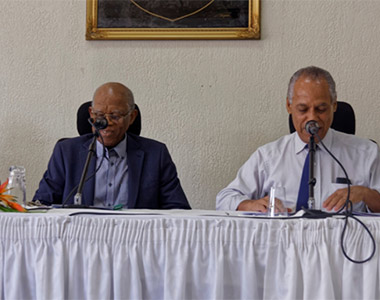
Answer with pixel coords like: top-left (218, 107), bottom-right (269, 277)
top-left (33, 133), bottom-right (190, 209)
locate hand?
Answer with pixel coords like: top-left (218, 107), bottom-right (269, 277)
top-left (323, 186), bottom-right (370, 211)
top-left (237, 196), bottom-right (286, 213)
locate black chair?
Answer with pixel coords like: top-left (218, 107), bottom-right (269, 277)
top-left (288, 101), bottom-right (355, 135)
top-left (76, 101), bottom-right (141, 136)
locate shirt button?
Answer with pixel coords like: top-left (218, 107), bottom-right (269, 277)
top-left (109, 183), bottom-right (112, 187)
top-left (111, 162), bottom-right (114, 166)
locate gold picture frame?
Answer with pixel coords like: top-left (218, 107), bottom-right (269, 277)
top-left (86, 0), bottom-right (260, 40)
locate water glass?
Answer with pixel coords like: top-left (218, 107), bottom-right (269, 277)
top-left (267, 186), bottom-right (288, 217)
top-left (7, 166), bottom-right (26, 206)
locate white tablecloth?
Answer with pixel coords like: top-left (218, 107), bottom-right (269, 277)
top-left (0, 209), bottom-right (379, 299)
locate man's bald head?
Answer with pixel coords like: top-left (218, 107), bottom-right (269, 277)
top-left (92, 82), bottom-right (135, 110)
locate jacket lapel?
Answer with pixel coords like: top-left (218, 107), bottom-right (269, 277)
top-left (127, 134), bottom-right (144, 208)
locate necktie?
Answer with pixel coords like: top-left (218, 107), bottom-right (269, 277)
top-left (297, 148), bottom-right (309, 211)
top-left (109, 149), bottom-right (117, 159)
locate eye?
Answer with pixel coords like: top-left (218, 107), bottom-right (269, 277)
top-left (109, 114), bottom-right (122, 121)
top-left (95, 113), bottom-right (105, 118)
top-left (298, 108), bottom-right (307, 113)
top-left (316, 107), bottom-right (327, 113)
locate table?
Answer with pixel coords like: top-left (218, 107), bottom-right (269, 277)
top-left (0, 209), bottom-right (379, 299)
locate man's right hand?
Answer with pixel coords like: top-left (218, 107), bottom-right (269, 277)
top-left (237, 196), bottom-right (285, 212)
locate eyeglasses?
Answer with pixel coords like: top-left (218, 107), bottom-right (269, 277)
top-left (90, 107), bottom-right (134, 122)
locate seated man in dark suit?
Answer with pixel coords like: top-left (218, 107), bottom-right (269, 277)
top-left (33, 82), bottom-right (191, 209)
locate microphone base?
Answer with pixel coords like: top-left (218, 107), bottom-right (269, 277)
top-left (302, 209), bottom-right (332, 219)
top-left (56, 204), bottom-right (91, 209)
top-left (53, 204), bottom-right (119, 211)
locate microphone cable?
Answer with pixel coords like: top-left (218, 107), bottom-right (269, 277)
top-left (310, 132), bottom-right (376, 264)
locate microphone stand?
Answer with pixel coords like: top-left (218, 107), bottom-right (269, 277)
top-left (302, 121), bottom-right (333, 218)
top-left (308, 135), bottom-right (316, 209)
top-left (60, 118), bottom-right (108, 209)
top-left (304, 133), bottom-right (330, 218)
top-left (72, 133), bottom-right (98, 206)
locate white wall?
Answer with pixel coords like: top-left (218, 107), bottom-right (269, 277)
top-left (1, 0), bottom-right (380, 209)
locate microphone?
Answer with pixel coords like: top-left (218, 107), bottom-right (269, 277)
top-left (305, 120), bottom-right (320, 135)
top-left (62, 117), bottom-right (108, 208)
top-left (89, 117), bottom-right (108, 130)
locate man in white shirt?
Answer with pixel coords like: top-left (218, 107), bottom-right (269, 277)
top-left (216, 66), bottom-right (380, 212)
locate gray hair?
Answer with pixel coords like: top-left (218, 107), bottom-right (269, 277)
top-left (287, 66), bottom-right (337, 104)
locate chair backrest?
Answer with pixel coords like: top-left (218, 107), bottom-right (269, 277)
top-left (288, 101), bottom-right (355, 135)
top-left (76, 101), bottom-right (141, 136)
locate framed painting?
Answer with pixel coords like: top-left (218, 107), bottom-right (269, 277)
top-left (86, 0), bottom-right (260, 40)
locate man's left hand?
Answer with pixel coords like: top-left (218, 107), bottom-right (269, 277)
top-left (323, 186), bottom-right (373, 211)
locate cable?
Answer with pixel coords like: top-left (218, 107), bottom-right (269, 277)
top-left (316, 134), bottom-right (351, 214)
top-left (310, 132), bottom-right (376, 264)
top-left (340, 212), bottom-right (376, 263)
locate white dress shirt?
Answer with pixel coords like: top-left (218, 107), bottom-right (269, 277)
top-left (216, 129), bottom-right (380, 211)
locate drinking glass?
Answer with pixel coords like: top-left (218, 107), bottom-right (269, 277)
top-left (267, 186), bottom-right (288, 217)
top-left (7, 166), bottom-right (26, 206)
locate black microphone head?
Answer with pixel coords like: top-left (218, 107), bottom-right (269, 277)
top-left (89, 117), bottom-right (108, 130)
top-left (305, 120), bottom-right (320, 135)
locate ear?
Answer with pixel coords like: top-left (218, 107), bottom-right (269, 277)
top-left (286, 98), bottom-right (292, 114)
top-left (332, 101), bottom-right (337, 113)
top-left (128, 109), bottom-right (138, 126)
top-left (88, 106), bottom-right (93, 116)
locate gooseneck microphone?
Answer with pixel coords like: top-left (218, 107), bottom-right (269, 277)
top-left (305, 120), bottom-right (319, 135)
top-left (71, 117), bottom-right (108, 206)
top-left (304, 120), bottom-right (319, 210)
top-left (90, 117), bottom-right (108, 130)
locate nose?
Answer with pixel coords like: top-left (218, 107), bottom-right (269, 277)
top-left (104, 114), bottom-right (116, 125)
top-left (307, 108), bottom-right (319, 122)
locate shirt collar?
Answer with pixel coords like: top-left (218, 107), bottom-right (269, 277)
top-left (96, 134), bottom-right (127, 159)
top-left (294, 128), bottom-right (333, 154)
top-left (294, 132), bottom-right (307, 154)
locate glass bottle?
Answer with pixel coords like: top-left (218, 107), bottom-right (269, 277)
top-left (7, 166), bottom-right (26, 206)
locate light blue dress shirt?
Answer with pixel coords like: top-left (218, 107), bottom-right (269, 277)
top-left (216, 129), bottom-right (380, 212)
top-left (93, 135), bottom-right (129, 208)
